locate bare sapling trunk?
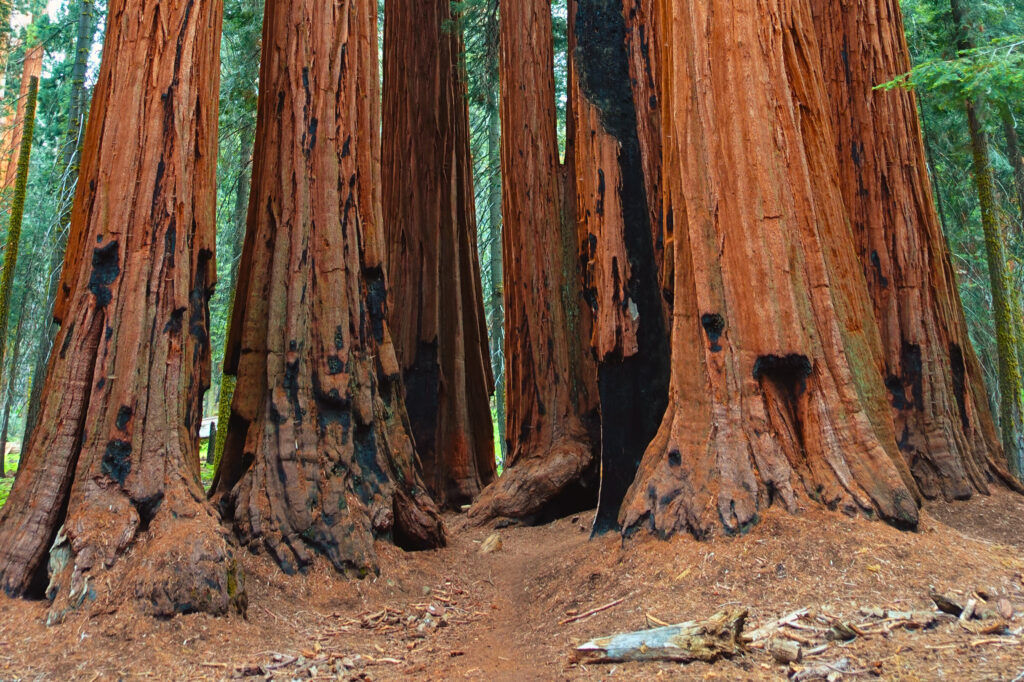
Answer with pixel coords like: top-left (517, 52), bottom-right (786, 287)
top-left (0, 0), bottom-right (244, 622)
top-left (212, 0), bottom-right (445, 577)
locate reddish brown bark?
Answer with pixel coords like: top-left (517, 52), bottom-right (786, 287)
top-left (0, 0), bottom-right (242, 621)
top-left (381, 0), bottom-right (495, 509)
top-left (212, 0), bottom-right (444, 576)
top-left (469, 0), bottom-right (599, 523)
top-left (810, 0), bottom-right (1017, 497)
top-left (571, 0), bottom-right (670, 532)
top-left (0, 43), bottom-right (42, 194)
top-left (620, 0), bottom-right (920, 538)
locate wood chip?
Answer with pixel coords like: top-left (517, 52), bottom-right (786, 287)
top-left (769, 638), bottom-right (801, 663)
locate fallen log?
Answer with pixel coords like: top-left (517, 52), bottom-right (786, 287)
top-left (575, 608), bottom-right (747, 663)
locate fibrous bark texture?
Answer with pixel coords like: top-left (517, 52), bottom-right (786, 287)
top-left (620, 0), bottom-right (920, 539)
top-left (572, 0), bottom-right (670, 532)
top-left (382, 0), bottom-right (495, 509)
top-left (810, 0), bottom-right (1013, 496)
top-left (469, 0), bottom-right (599, 524)
top-left (0, 0), bottom-right (243, 622)
top-left (213, 0), bottom-right (445, 577)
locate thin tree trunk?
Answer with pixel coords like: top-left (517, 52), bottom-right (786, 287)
top-left (0, 45), bottom-right (42, 196)
top-left (620, 0), bottom-right (920, 538)
top-left (469, 0), bottom-right (599, 524)
top-left (964, 101), bottom-right (1024, 479)
top-left (382, 0), bottom-right (496, 509)
top-left (1000, 102), bottom-right (1024, 240)
top-left (486, 103), bottom-right (506, 464)
top-left (810, 0), bottom-right (1016, 497)
top-left (0, 296), bottom-right (25, 478)
top-left (211, 125), bottom-right (253, 472)
top-left (0, 0), bottom-right (244, 621)
top-left (948, 0), bottom-right (1024, 479)
top-left (21, 0), bottom-right (97, 448)
top-left (0, 76), bottom-right (37, 371)
top-left (212, 0), bottom-right (445, 576)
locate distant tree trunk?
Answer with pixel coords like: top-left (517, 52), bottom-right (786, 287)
top-left (811, 0), bottom-right (1016, 497)
top-left (999, 102), bottom-right (1024, 240)
top-left (620, 0), bottom-right (920, 538)
top-left (0, 297), bottom-right (25, 478)
top-left (212, 0), bottom-right (445, 576)
top-left (22, 0), bottom-right (99, 449)
top-left (469, 0), bottom-right (599, 523)
top-left (964, 102), bottom-right (1024, 479)
top-left (948, 0), bottom-right (1024, 479)
top-left (487, 95), bottom-right (506, 465)
top-left (0, 45), bottom-right (42, 195)
top-left (0, 0), bottom-right (244, 621)
top-left (571, 0), bottom-right (670, 532)
top-left (484, 0), bottom-right (506, 466)
top-left (382, 0), bottom-right (496, 509)
top-left (0, 76), bottom-right (37, 370)
top-left (211, 126), bottom-right (253, 472)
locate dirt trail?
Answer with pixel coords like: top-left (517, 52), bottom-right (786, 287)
top-left (1, 492), bottom-right (1024, 680)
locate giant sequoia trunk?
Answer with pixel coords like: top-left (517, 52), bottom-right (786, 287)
top-left (810, 0), bottom-right (1017, 495)
top-left (0, 0), bottom-right (244, 621)
top-left (469, 0), bottom-right (599, 523)
top-left (620, 0), bottom-right (920, 538)
top-left (382, 0), bottom-right (495, 509)
top-left (212, 0), bottom-right (445, 577)
top-left (572, 0), bottom-right (670, 532)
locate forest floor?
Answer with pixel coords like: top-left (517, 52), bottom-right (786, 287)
top-left (0, 489), bottom-right (1023, 681)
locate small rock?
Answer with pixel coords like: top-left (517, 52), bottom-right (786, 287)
top-left (427, 603), bottom-right (445, 617)
top-left (422, 585), bottom-right (432, 596)
top-left (997, 599), bottom-right (1013, 620)
top-left (480, 533), bottom-right (503, 554)
top-left (931, 592), bottom-right (963, 617)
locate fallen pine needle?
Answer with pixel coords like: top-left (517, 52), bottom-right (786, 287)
top-left (199, 662), bottom-right (228, 668)
top-left (558, 598), bottom-right (625, 625)
top-left (971, 638), bottom-right (1021, 647)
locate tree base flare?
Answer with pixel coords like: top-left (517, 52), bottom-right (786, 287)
top-left (45, 488), bottom-right (245, 626)
top-left (620, 365), bottom-right (920, 540)
top-left (468, 438), bottom-right (596, 524)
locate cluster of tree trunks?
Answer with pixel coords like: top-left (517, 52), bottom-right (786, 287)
top-left (382, 0), bottom-right (496, 510)
top-left (0, 0), bottom-right (1021, 624)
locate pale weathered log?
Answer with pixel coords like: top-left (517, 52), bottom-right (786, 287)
top-left (576, 608), bottom-right (747, 663)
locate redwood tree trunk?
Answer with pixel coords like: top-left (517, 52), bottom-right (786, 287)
top-left (620, 0), bottom-right (920, 538)
top-left (572, 0), bottom-right (670, 532)
top-left (0, 44), bottom-right (42, 196)
top-left (382, 0), bottom-right (495, 509)
top-left (810, 0), bottom-right (1015, 497)
top-left (469, 0), bottom-right (599, 523)
top-left (212, 0), bottom-right (445, 577)
top-left (0, 0), bottom-right (243, 622)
